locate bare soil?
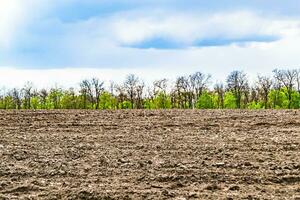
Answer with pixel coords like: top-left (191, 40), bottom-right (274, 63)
top-left (0, 110), bottom-right (300, 199)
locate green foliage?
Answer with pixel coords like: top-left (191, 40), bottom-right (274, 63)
top-left (118, 100), bottom-right (131, 109)
top-left (2, 72), bottom-right (300, 110)
top-left (0, 98), bottom-right (5, 109)
top-left (290, 91), bottom-right (300, 109)
top-left (224, 92), bottom-right (237, 109)
top-left (196, 92), bottom-right (215, 109)
top-left (248, 101), bottom-right (263, 109)
top-left (99, 92), bottom-right (117, 109)
top-left (48, 89), bottom-right (63, 109)
top-left (60, 91), bottom-right (77, 109)
top-left (2, 96), bottom-right (15, 109)
top-left (143, 99), bottom-right (154, 109)
top-left (31, 96), bottom-right (40, 109)
top-left (153, 92), bottom-right (172, 109)
top-left (268, 89), bottom-right (287, 109)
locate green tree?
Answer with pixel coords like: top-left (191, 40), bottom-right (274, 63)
top-left (4, 96), bottom-right (15, 109)
top-left (119, 100), bottom-right (131, 109)
top-left (61, 89), bottom-right (78, 109)
top-left (290, 90), bottom-right (300, 109)
top-left (31, 96), bottom-right (40, 109)
top-left (99, 92), bottom-right (117, 109)
top-left (153, 92), bottom-right (171, 109)
top-left (268, 89), bottom-right (286, 109)
top-left (248, 101), bottom-right (263, 109)
top-left (48, 88), bottom-right (63, 109)
top-left (196, 92), bottom-right (215, 109)
top-left (224, 92), bottom-right (237, 109)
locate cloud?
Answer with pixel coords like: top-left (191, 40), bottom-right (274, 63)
top-left (0, 0), bottom-right (57, 50)
top-left (109, 11), bottom-right (300, 49)
top-left (1, 0), bottom-right (300, 87)
top-left (2, 32), bottom-right (300, 89)
top-left (0, 0), bottom-right (25, 48)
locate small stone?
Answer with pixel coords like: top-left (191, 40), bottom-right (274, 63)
top-left (214, 162), bottom-right (225, 167)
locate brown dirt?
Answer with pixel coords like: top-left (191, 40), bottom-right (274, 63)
top-left (0, 110), bottom-right (300, 199)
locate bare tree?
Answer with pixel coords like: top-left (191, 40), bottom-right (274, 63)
top-left (257, 75), bottom-right (273, 108)
top-left (22, 82), bottom-right (34, 109)
top-left (109, 81), bottom-right (115, 96)
top-left (115, 84), bottom-right (127, 109)
top-left (109, 81), bottom-right (116, 109)
top-left (91, 78), bottom-right (104, 109)
top-left (136, 81), bottom-right (145, 109)
top-left (39, 89), bottom-right (48, 109)
top-left (296, 69), bottom-right (300, 93)
top-left (80, 81), bottom-right (89, 109)
top-left (173, 72), bottom-right (211, 109)
top-left (49, 87), bottom-right (62, 109)
top-left (175, 76), bottom-right (191, 108)
top-left (249, 86), bottom-right (259, 104)
top-left (11, 88), bottom-right (22, 109)
top-left (214, 83), bottom-right (224, 109)
top-left (146, 86), bottom-right (155, 106)
top-left (80, 78), bottom-right (104, 109)
top-left (80, 79), bottom-right (93, 108)
top-left (124, 74), bottom-right (139, 109)
top-left (153, 79), bottom-right (168, 108)
top-left (226, 71), bottom-right (249, 108)
top-left (153, 79), bottom-right (168, 95)
top-left (189, 72), bottom-right (211, 106)
top-left (273, 69), bottom-right (297, 109)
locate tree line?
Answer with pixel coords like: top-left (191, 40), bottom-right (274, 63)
top-left (1, 69), bottom-right (300, 109)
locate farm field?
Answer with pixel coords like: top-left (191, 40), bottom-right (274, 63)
top-left (0, 110), bottom-right (300, 199)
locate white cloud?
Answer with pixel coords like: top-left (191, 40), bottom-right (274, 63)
top-left (1, 2), bottom-right (300, 89)
top-left (1, 32), bottom-right (300, 89)
top-left (108, 10), bottom-right (300, 46)
top-left (0, 0), bottom-right (25, 48)
top-left (0, 0), bottom-right (55, 49)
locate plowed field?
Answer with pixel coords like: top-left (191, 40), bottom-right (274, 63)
top-left (0, 110), bottom-right (300, 199)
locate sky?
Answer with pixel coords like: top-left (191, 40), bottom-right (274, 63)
top-left (1, 0), bottom-right (300, 88)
